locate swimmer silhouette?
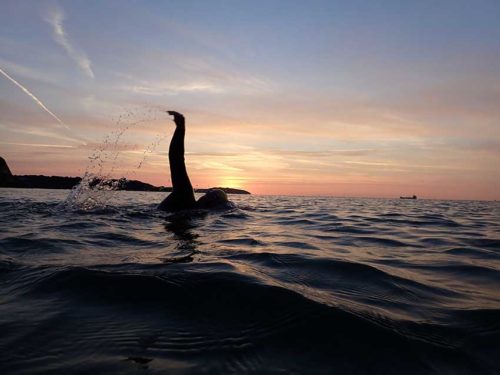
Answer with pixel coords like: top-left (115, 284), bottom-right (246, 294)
top-left (158, 111), bottom-right (230, 211)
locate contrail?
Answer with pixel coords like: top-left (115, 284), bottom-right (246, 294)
top-left (45, 4), bottom-right (94, 79)
top-left (0, 67), bottom-right (68, 129)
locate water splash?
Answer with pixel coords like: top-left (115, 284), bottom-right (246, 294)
top-left (135, 132), bottom-right (168, 170)
top-left (63, 106), bottom-right (169, 211)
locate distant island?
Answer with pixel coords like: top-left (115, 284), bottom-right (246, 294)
top-left (0, 156), bottom-right (250, 195)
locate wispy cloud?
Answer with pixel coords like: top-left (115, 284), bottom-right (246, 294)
top-left (124, 82), bottom-right (224, 96)
top-left (0, 123), bottom-right (84, 145)
top-left (0, 141), bottom-right (74, 149)
top-left (45, 3), bottom-right (94, 79)
top-left (0, 58), bottom-right (56, 84)
top-left (114, 62), bottom-right (273, 97)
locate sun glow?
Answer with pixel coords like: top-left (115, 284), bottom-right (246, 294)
top-left (218, 176), bottom-right (245, 189)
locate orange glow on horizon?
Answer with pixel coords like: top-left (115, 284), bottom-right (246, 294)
top-left (217, 176), bottom-right (245, 190)
top-left (2, 99), bottom-right (499, 202)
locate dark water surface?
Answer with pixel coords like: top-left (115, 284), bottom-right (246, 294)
top-left (1, 188), bottom-right (499, 374)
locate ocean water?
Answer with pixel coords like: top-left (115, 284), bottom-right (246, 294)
top-left (1, 188), bottom-right (499, 374)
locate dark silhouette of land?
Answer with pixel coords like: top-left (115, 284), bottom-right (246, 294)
top-left (0, 156), bottom-right (250, 194)
top-left (0, 156), bottom-right (20, 187)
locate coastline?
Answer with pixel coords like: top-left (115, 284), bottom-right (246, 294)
top-left (2, 175), bottom-right (251, 195)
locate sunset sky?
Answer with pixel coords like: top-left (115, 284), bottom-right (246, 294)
top-left (1, 0), bottom-right (499, 199)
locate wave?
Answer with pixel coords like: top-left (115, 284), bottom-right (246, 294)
top-left (1, 192), bottom-right (500, 373)
top-left (2, 263), bottom-right (497, 373)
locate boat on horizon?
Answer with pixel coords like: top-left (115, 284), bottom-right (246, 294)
top-left (400, 195), bottom-right (417, 200)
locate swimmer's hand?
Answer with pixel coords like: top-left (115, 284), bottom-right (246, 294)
top-left (167, 111), bottom-right (185, 126)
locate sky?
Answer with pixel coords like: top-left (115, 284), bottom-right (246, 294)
top-left (1, 0), bottom-right (499, 200)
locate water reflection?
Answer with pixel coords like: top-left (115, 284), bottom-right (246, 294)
top-left (161, 212), bottom-right (206, 263)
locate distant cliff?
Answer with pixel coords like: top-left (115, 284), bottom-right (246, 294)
top-left (0, 157), bottom-right (20, 187)
top-left (0, 157), bottom-right (250, 194)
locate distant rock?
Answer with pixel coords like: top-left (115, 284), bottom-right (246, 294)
top-left (195, 187), bottom-right (251, 195)
top-left (0, 157), bottom-right (20, 187)
top-left (16, 175), bottom-right (82, 190)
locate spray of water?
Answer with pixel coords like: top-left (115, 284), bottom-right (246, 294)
top-left (63, 106), bottom-right (169, 211)
top-left (0, 67), bottom-right (68, 129)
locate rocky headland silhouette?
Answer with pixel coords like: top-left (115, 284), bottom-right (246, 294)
top-left (0, 157), bottom-right (250, 194)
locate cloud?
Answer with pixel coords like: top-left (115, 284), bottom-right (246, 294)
top-left (118, 75), bottom-right (270, 97)
top-left (0, 141), bottom-right (74, 149)
top-left (44, 3), bottom-right (94, 79)
top-left (123, 81), bottom-right (224, 96)
top-left (113, 53), bottom-right (274, 97)
top-left (0, 122), bottom-right (85, 145)
top-left (0, 58), bottom-right (56, 84)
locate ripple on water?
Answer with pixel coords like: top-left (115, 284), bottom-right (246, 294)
top-left (0, 191), bottom-right (499, 374)
top-left (2, 263), bottom-right (487, 374)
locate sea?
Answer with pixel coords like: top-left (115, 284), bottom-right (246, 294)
top-left (0, 188), bottom-right (499, 374)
